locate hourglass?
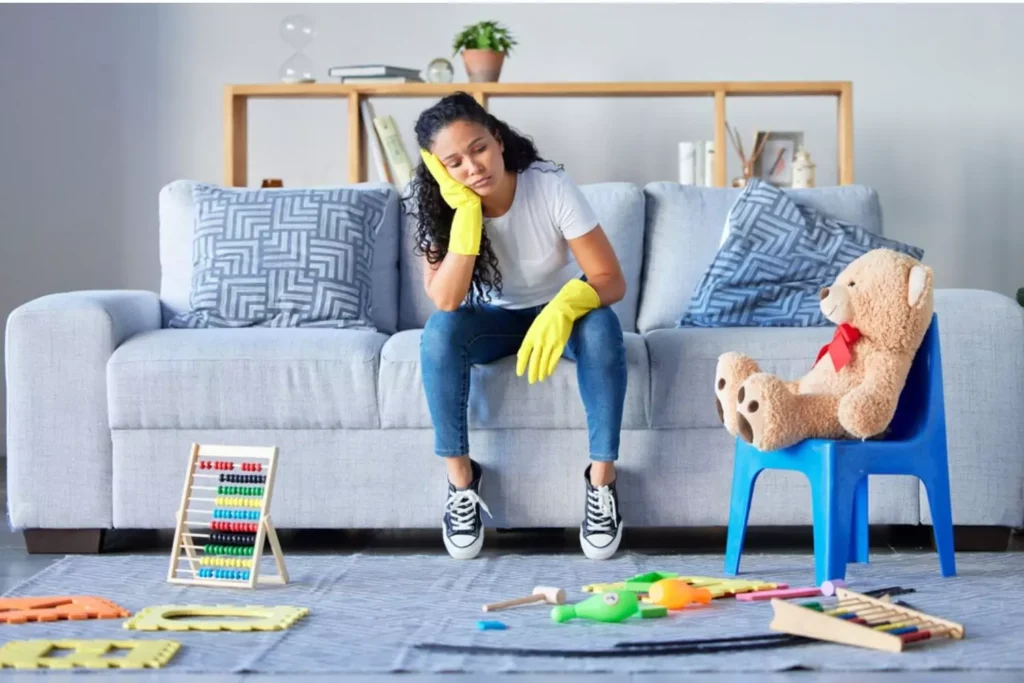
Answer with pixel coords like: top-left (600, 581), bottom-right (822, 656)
top-left (278, 15), bottom-right (316, 84)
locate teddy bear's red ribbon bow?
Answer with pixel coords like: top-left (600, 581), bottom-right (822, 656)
top-left (816, 322), bottom-right (862, 371)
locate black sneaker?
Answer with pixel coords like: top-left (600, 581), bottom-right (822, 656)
top-left (443, 459), bottom-right (491, 560)
top-left (580, 465), bottom-right (623, 560)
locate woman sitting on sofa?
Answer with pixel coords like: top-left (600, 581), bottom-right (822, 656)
top-left (406, 92), bottom-right (628, 560)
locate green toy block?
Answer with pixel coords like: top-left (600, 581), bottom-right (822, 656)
top-left (622, 571), bottom-right (679, 592)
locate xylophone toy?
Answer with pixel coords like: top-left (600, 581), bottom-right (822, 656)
top-left (167, 443), bottom-right (288, 589)
top-left (584, 572), bottom-right (786, 599)
top-left (769, 587), bottom-right (964, 653)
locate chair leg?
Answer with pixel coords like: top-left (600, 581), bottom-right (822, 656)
top-left (921, 469), bottom-right (957, 577)
top-left (724, 447), bottom-right (763, 577)
top-left (809, 454), bottom-right (859, 585)
top-left (851, 476), bottom-right (870, 565)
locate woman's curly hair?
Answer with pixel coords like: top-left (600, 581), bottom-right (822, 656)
top-left (405, 91), bottom-right (561, 305)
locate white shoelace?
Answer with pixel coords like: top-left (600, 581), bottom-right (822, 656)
top-left (445, 489), bottom-right (492, 533)
top-left (585, 485), bottom-right (617, 534)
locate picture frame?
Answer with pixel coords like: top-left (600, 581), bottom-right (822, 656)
top-left (751, 131), bottom-right (805, 187)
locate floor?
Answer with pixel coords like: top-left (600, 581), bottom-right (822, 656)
top-left (2, 457), bottom-right (1022, 681)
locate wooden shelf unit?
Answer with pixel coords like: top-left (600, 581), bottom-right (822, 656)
top-left (222, 80), bottom-right (853, 188)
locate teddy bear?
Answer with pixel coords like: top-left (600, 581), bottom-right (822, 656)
top-left (713, 248), bottom-right (934, 452)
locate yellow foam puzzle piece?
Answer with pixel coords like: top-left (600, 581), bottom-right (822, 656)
top-left (0, 639), bottom-right (180, 670)
top-left (123, 604), bottom-right (308, 632)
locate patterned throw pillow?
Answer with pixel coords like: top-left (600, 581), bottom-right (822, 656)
top-left (168, 184), bottom-right (391, 329)
top-left (680, 179), bottom-right (924, 327)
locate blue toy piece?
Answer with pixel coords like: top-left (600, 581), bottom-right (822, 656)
top-left (724, 313), bottom-right (956, 585)
top-left (477, 620), bottom-right (508, 631)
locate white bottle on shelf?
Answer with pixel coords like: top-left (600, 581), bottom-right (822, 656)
top-left (678, 142), bottom-right (696, 185)
top-left (792, 146), bottom-right (816, 188)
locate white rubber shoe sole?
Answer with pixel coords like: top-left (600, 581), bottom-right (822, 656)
top-left (580, 521), bottom-right (624, 560)
top-left (443, 522), bottom-right (484, 560)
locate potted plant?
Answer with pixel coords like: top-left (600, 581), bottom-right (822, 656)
top-left (452, 20), bottom-right (517, 83)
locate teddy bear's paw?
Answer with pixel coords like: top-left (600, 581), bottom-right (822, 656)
top-left (715, 352), bottom-right (760, 436)
top-left (735, 373), bottom-right (789, 451)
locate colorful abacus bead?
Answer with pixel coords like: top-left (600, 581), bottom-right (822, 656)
top-left (198, 567), bottom-right (251, 580)
top-left (210, 532), bottom-right (257, 546)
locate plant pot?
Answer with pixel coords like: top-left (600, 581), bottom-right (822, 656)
top-left (461, 49), bottom-right (505, 82)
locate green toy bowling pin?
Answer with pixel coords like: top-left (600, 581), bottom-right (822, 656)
top-left (551, 591), bottom-right (639, 623)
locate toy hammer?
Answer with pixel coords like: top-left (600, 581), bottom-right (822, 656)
top-left (482, 586), bottom-right (566, 612)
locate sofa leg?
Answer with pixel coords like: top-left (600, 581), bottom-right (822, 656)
top-left (948, 526), bottom-right (1012, 552)
top-left (23, 529), bottom-right (106, 554)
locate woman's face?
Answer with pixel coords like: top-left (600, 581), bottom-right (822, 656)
top-left (430, 120), bottom-right (505, 196)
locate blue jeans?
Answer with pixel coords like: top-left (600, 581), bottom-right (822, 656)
top-left (419, 302), bottom-right (627, 462)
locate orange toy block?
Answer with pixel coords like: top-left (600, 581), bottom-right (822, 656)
top-left (0, 596), bottom-right (130, 624)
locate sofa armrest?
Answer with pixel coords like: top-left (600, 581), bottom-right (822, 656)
top-left (932, 288), bottom-right (1024, 527)
top-left (5, 290), bottom-right (162, 529)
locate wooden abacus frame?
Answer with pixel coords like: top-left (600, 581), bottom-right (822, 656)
top-left (770, 588), bottom-right (965, 653)
top-left (167, 443), bottom-right (288, 589)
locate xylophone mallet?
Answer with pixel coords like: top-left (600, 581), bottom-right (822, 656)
top-left (483, 586), bottom-right (566, 612)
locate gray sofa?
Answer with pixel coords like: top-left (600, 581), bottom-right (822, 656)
top-left (6, 180), bottom-right (1024, 553)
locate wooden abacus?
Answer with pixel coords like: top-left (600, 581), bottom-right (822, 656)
top-left (770, 588), bottom-right (964, 653)
top-left (167, 444), bottom-right (288, 589)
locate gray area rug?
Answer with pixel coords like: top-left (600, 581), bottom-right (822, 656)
top-left (1, 551), bottom-right (1020, 673)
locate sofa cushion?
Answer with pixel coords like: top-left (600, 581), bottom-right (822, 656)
top-left (636, 183), bottom-right (886, 333)
top-left (159, 180), bottom-right (401, 333)
top-left (680, 179), bottom-right (925, 327)
top-left (646, 325), bottom-right (835, 429)
top-left (399, 182), bottom-right (646, 332)
top-left (378, 330), bottom-right (650, 429)
top-left (166, 184), bottom-right (391, 330)
top-left (107, 328), bottom-right (387, 429)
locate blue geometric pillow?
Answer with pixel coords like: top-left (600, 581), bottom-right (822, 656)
top-left (168, 184), bottom-right (390, 329)
top-left (679, 179), bottom-right (924, 327)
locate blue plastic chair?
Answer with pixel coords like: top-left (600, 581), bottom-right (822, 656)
top-left (724, 313), bottom-right (956, 585)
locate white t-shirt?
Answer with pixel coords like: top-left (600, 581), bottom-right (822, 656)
top-left (479, 162), bottom-right (599, 309)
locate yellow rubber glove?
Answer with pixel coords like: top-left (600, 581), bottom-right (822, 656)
top-left (419, 149), bottom-right (482, 255)
top-left (517, 279), bottom-right (602, 384)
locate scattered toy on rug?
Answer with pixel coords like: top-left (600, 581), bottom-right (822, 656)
top-left (167, 443), bottom-right (289, 590)
top-left (482, 585), bottom-right (566, 612)
top-left (0, 639), bottom-right (180, 670)
top-left (415, 632), bottom-right (818, 658)
top-left (123, 604), bottom-right (309, 632)
top-left (0, 596), bottom-right (130, 624)
top-left (477, 620), bottom-right (508, 631)
top-left (551, 591), bottom-right (666, 623)
top-left (714, 248), bottom-right (935, 451)
top-left (583, 573), bottom-right (787, 598)
top-left (770, 587), bottom-right (964, 653)
top-left (646, 579), bottom-right (713, 610)
top-left (736, 580), bottom-right (847, 602)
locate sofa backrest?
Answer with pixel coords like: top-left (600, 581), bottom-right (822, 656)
top-left (635, 183), bottom-right (885, 334)
top-left (157, 179), bottom-right (402, 334)
top-left (398, 182), bottom-right (647, 333)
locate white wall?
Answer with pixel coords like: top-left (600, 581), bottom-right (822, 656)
top-left (2, 3), bottom-right (1023, 450)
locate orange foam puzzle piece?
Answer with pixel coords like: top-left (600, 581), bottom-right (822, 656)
top-left (0, 596), bottom-right (130, 624)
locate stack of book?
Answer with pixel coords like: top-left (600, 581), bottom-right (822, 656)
top-left (327, 64), bottom-right (423, 83)
top-left (677, 141), bottom-right (716, 186)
